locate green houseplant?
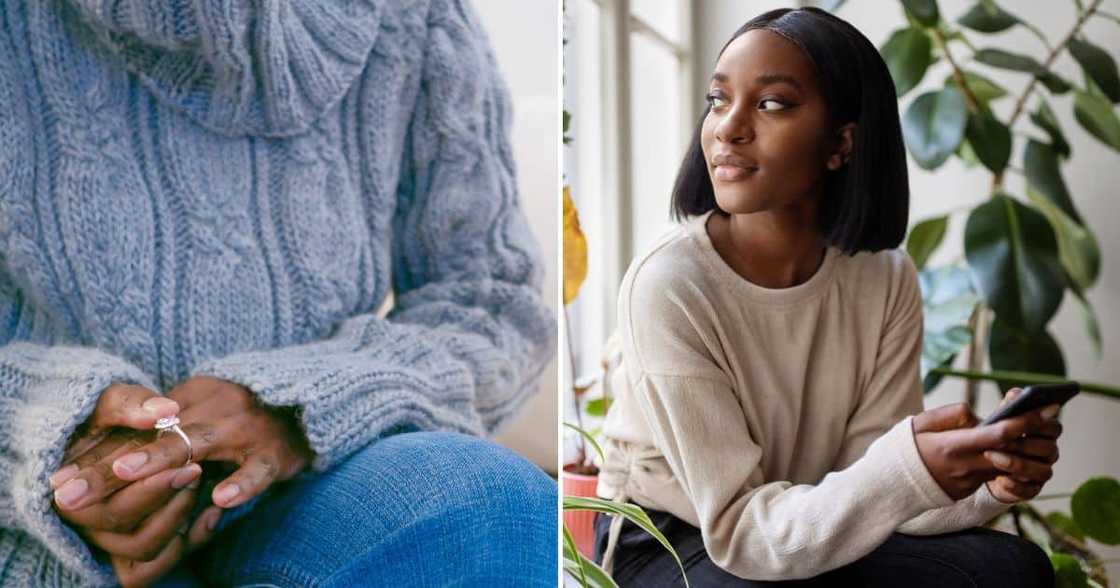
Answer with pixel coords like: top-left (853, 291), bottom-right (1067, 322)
top-left (825, 0), bottom-right (1120, 584)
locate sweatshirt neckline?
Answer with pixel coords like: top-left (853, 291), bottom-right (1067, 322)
top-left (688, 209), bottom-right (839, 306)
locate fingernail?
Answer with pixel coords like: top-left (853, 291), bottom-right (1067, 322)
top-left (206, 509), bottom-right (221, 532)
top-left (54, 478), bottom-right (89, 509)
top-left (986, 451), bottom-right (1011, 467)
top-left (49, 464), bottom-right (79, 489)
top-left (1042, 405), bottom-right (1060, 420)
top-left (171, 465), bottom-right (200, 489)
top-left (213, 483), bottom-right (240, 506)
top-left (114, 452), bottom-right (148, 475)
top-left (142, 397), bottom-right (177, 415)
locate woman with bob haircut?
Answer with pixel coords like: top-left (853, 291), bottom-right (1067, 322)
top-left (591, 7), bottom-right (1061, 586)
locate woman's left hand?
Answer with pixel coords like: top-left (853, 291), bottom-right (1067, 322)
top-left (109, 376), bottom-right (314, 509)
top-left (984, 389), bottom-right (1064, 503)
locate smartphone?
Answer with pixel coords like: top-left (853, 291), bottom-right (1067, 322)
top-left (979, 382), bottom-right (1080, 426)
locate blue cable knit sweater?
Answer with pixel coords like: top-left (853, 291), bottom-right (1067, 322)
top-left (0, 0), bottom-right (554, 584)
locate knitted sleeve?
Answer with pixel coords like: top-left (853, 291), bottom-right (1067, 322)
top-left (0, 274), bottom-right (158, 586)
top-left (191, 0), bottom-right (555, 473)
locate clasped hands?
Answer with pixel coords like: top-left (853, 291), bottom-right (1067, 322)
top-left (49, 377), bottom-right (313, 587)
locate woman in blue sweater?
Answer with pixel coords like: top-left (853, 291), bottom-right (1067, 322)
top-left (0, 0), bottom-right (557, 586)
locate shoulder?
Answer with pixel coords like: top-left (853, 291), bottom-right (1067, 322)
top-left (617, 223), bottom-right (726, 376)
top-left (620, 223), bottom-right (712, 317)
top-left (836, 248), bottom-right (922, 337)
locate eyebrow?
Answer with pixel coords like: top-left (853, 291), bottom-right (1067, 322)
top-left (711, 72), bottom-right (803, 92)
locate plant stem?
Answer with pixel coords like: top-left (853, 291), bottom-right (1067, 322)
top-left (1033, 492), bottom-right (1073, 501)
top-left (1097, 10), bottom-right (1120, 25)
top-left (963, 305), bottom-right (987, 407)
top-left (930, 367), bottom-right (1120, 400)
top-left (1005, 0), bottom-right (1104, 138)
top-left (931, 28), bottom-right (981, 114)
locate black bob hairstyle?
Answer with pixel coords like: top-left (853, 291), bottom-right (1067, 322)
top-left (670, 7), bottom-right (909, 255)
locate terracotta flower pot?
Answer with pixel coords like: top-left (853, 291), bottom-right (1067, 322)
top-left (562, 465), bottom-right (600, 558)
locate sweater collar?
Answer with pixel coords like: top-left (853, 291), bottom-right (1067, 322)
top-left (70, 1), bottom-right (386, 137)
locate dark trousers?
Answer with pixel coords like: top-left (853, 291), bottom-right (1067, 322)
top-left (593, 508), bottom-right (1056, 587)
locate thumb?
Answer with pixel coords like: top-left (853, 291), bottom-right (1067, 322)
top-left (913, 402), bottom-right (978, 434)
top-left (997, 387), bottom-right (1022, 409)
top-left (89, 383), bottom-right (179, 432)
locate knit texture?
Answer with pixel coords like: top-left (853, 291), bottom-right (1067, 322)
top-left (0, 0), bottom-right (554, 585)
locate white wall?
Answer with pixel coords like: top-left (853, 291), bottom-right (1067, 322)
top-left (695, 0), bottom-right (1120, 571)
top-left (472, 0), bottom-right (560, 474)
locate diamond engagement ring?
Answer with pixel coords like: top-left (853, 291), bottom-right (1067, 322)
top-left (155, 415), bottom-right (193, 466)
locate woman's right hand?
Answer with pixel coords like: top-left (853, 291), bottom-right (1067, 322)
top-left (912, 398), bottom-right (1059, 501)
top-left (49, 384), bottom-right (223, 566)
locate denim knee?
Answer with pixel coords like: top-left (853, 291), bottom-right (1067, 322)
top-left (993, 532), bottom-right (1055, 588)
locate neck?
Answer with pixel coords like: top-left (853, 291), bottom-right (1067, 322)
top-left (719, 202), bottom-right (826, 289)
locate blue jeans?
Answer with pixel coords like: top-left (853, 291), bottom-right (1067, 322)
top-left (594, 508), bottom-right (1056, 587)
top-left (154, 431), bottom-right (557, 587)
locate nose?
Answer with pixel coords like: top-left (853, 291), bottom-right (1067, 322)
top-left (714, 106), bottom-right (753, 144)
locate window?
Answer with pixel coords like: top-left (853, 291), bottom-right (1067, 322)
top-left (563, 0), bottom-right (693, 454)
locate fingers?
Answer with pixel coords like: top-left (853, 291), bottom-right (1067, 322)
top-left (111, 534), bottom-right (185, 588)
top-left (211, 453), bottom-right (284, 508)
top-left (997, 388), bottom-right (1021, 408)
top-left (999, 437), bottom-right (1060, 465)
top-left (61, 464), bottom-right (201, 533)
top-left (963, 404), bottom-right (1061, 451)
top-left (187, 506), bottom-right (223, 553)
top-left (87, 484), bottom-right (198, 562)
top-left (990, 475), bottom-right (1044, 502)
top-left (54, 433), bottom-right (155, 511)
top-left (913, 402), bottom-right (979, 434)
top-left (111, 421), bottom-right (222, 482)
top-left (984, 450), bottom-right (1054, 484)
top-left (90, 384), bottom-right (179, 433)
top-left (52, 428), bottom-right (152, 490)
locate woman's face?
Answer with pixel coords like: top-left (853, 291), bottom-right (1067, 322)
top-left (701, 29), bottom-right (841, 216)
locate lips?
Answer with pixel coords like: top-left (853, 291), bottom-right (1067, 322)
top-left (711, 152), bottom-right (758, 182)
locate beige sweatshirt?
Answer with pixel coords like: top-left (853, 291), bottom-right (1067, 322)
top-left (596, 209), bottom-right (1012, 581)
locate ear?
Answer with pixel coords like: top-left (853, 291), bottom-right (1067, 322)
top-left (826, 123), bottom-right (857, 171)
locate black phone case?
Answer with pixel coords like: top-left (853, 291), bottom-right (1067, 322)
top-left (979, 382), bottom-right (1080, 426)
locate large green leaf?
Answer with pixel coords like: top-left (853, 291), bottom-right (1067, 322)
top-left (1026, 187), bottom-right (1100, 292)
top-left (1023, 140), bottom-right (1081, 224)
top-left (882, 28), bottom-right (934, 97)
top-left (1046, 511), bottom-right (1086, 542)
top-left (901, 0), bottom-right (939, 27)
top-left (965, 109), bottom-right (1011, 173)
top-left (1030, 98), bottom-right (1071, 158)
top-left (1073, 90), bottom-right (1120, 152)
top-left (1049, 552), bottom-right (1089, 588)
top-left (988, 316), bottom-right (1065, 392)
top-left (944, 71), bottom-right (1008, 107)
top-left (918, 266), bottom-right (978, 387)
top-left (974, 48), bottom-right (1071, 93)
top-left (1068, 37), bottom-right (1120, 103)
top-left (903, 87), bottom-right (968, 169)
top-left (964, 195), bottom-right (1065, 333)
top-left (564, 497), bottom-right (691, 587)
top-left (906, 216), bottom-right (948, 269)
top-left (958, 2), bottom-right (1019, 33)
top-left (1071, 477), bottom-right (1120, 545)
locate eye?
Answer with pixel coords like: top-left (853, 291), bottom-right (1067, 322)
top-left (704, 91), bottom-right (729, 110)
top-left (758, 98), bottom-right (788, 111)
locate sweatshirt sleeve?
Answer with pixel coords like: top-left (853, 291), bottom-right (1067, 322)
top-left (619, 259), bottom-right (956, 581)
top-left (831, 254), bottom-right (1012, 536)
top-left (191, 0), bottom-right (555, 473)
top-left (0, 276), bottom-right (159, 585)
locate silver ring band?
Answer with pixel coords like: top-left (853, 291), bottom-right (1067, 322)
top-left (154, 416), bottom-right (193, 467)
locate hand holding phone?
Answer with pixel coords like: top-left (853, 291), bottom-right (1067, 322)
top-left (979, 382), bottom-right (1080, 426)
